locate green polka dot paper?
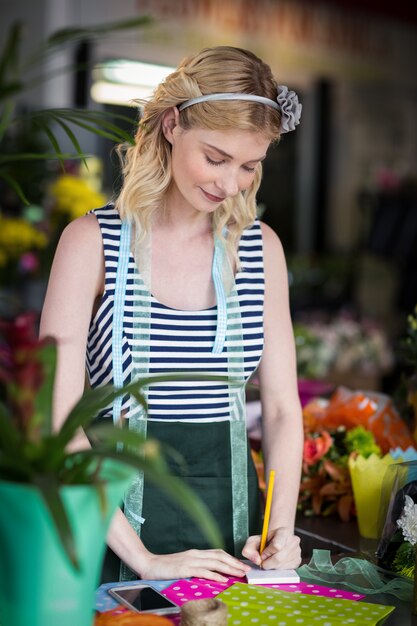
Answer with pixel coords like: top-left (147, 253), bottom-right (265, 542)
top-left (216, 582), bottom-right (395, 625)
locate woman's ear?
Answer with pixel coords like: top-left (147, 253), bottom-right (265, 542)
top-left (162, 107), bottom-right (180, 144)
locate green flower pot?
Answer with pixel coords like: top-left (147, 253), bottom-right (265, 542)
top-left (0, 461), bottom-right (134, 626)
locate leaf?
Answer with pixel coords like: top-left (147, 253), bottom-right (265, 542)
top-left (34, 342), bottom-right (57, 437)
top-left (320, 482), bottom-right (349, 496)
top-left (312, 492), bottom-right (323, 515)
top-left (0, 170), bottom-right (29, 204)
top-left (0, 152), bottom-right (87, 165)
top-left (60, 373), bottom-right (231, 450)
top-left (0, 403), bottom-right (22, 452)
top-left (33, 474), bottom-right (79, 570)
top-left (0, 100), bottom-right (15, 142)
top-left (299, 477), bottom-right (323, 492)
top-left (0, 21), bottom-right (21, 84)
top-left (337, 494), bottom-right (354, 522)
top-left (49, 117), bottom-right (86, 164)
top-left (45, 16), bottom-right (153, 47)
top-left (0, 81), bottom-right (23, 101)
top-left (70, 447), bottom-right (223, 550)
top-left (0, 406), bottom-right (34, 480)
top-left (24, 16), bottom-right (153, 71)
top-left (48, 109), bottom-right (135, 144)
top-left (323, 459), bottom-right (348, 482)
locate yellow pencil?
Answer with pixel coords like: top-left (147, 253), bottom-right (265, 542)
top-left (260, 469), bottom-right (275, 554)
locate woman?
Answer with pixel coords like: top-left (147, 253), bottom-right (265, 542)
top-left (40, 46), bottom-right (304, 582)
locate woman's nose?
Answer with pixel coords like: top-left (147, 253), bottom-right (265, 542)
top-left (216, 171), bottom-right (239, 198)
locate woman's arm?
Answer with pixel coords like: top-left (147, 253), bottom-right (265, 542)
top-left (39, 214), bottom-right (250, 581)
top-left (242, 222), bottom-right (303, 569)
top-left (39, 213), bottom-right (105, 433)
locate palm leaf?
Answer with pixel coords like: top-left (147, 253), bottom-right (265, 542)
top-left (0, 21), bottom-right (21, 84)
top-left (34, 474), bottom-right (79, 570)
top-left (0, 81), bottom-right (23, 101)
top-left (45, 16), bottom-right (153, 47)
top-left (48, 109), bottom-right (135, 144)
top-left (0, 170), bottom-right (29, 204)
top-left (0, 100), bottom-right (15, 140)
top-left (0, 152), bottom-right (87, 165)
top-left (26, 16), bottom-right (153, 71)
top-left (49, 117), bottom-right (85, 162)
top-left (53, 109), bottom-right (136, 133)
top-left (31, 114), bottom-right (86, 170)
top-left (59, 374), bottom-right (232, 450)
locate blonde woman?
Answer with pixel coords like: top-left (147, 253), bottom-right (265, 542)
top-left (40, 46), bottom-right (304, 582)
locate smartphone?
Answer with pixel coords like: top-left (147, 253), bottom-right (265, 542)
top-left (108, 584), bottom-right (180, 615)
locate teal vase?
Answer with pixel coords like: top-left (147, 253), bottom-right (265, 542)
top-left (0, 461), bottom-right (134, 626)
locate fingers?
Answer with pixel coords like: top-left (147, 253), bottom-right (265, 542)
top-left (186, 549), bottom-right (251, 579)
top-left (242, 529), bottom-right (302, 570)
top-left (241, 535), bottom-right (262, 566)
top-left (143, 548), bottom-right (251, 582)
top-left (261, 530), bottom-right (301, 570)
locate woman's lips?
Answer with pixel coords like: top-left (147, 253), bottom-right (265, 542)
top-left (201, 189), bottom-right (225, 202)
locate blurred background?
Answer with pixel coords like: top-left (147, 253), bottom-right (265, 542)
top-left (1, 0), bottom-right (417, 400)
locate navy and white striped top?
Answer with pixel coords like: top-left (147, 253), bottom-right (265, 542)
top-left (86, 205), bottom-right (265, 423)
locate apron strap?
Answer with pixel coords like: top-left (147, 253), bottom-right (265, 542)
top-left (226, 291), bottom-right (249, 555)
top-left (112, 220), bottom-right (132, 426)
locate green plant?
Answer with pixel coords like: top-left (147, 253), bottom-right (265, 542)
top-left (0, 16), bottom-right (152, 203)
top-left (0, 313), bottom-right (223, 570)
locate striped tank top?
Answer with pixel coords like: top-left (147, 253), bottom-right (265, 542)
top-left (86, 204), bottom-right (265, 423)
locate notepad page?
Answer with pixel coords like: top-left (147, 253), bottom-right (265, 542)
top-left (246, 567), bottom-right (300, 585)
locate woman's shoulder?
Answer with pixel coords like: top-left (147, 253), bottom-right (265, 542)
top-left (259, 221), bottom-right (286, 267)
top-left (47, 212), bottom-right (106, 300)
top-left (57, 211), bottom-right (104, 261)
top-left (259, 221), bottom-right (282, 245)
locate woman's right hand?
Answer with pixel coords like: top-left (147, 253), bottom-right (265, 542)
top-left (139, 548), bottom-right (251, 582)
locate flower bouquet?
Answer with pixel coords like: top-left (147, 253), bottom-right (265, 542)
top-left (299, 424), bottom-right (381, 521)
top-left (294, 313), bottom-right (394, 390)
top-left (299, 383), bottom-right (416, 523)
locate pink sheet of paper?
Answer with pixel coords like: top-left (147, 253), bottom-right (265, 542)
top-left (161, 576), bottom-right (365, 605)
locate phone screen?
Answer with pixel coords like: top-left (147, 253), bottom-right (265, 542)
top-left (110, 586), bottom-right (178, 613)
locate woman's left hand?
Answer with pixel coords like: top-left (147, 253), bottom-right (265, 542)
top-left (242, 527), bottom-right (301, 569)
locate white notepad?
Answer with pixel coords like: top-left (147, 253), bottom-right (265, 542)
top-left (246, 566), bottom-right (300, 585)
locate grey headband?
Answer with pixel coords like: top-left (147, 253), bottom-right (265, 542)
top-left (178, 86), bottom-right (302, 134)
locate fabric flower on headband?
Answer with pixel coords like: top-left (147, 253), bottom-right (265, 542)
top-left (277, 85), bottom-right (302, 134)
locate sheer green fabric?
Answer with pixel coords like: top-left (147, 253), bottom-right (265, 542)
top-left (298, 549), bottom-right (413, 601)
top-left (119, 235), bottom-right (150, 581)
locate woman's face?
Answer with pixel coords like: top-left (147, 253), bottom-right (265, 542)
top-left (165, 113), bottom-right (270, 216)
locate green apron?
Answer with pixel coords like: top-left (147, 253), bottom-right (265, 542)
top-left (100, 219), bottom-right (261, 583)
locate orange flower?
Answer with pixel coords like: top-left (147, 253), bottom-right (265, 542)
top-left (303, 431), bottom-right (333, 466)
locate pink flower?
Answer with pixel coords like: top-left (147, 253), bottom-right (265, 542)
top-left (19, 252), bottom-right (39, 273)
top-left (303, 431), bottom-right (333, 466)
top-left (0, 313), bottom-right (51, 436)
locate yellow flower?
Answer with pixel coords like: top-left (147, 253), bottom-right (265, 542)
top-left (0, 216), bottom-right (47, 263)
top-left (49, 174), bottom-right (107, 221)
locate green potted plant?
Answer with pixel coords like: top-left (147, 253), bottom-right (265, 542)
top-left (0, 16), bottom-right (153, 204)
top-left (0, 313), bottom-right (222, 626)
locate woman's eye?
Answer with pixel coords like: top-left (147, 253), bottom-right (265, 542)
top-left (205, 155), bottom-right (223, 166)
top-left (243, 165), bottom-right (256, 173)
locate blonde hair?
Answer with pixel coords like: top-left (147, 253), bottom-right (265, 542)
top-left (116, 46), bottom-right (282, 263)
